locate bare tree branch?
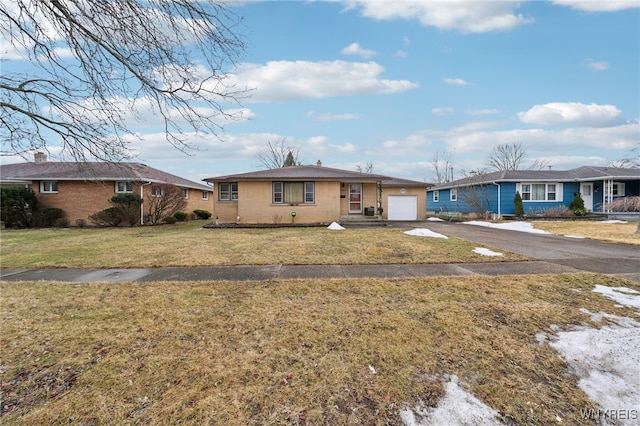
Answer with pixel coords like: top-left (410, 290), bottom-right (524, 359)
top-left (1, 0), bottom-right (248, 162)
top-left (256, 139), bottom-right (301, 169)
top-left (485, 142), bottom-right (549, 171)
top-left (431, 148), bottom-right (455, 183)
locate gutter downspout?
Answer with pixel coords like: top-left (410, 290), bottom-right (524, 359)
top-left (140, 181), bottom-right (152, 225)
top-left (492, 182), bottom-right (501, 219)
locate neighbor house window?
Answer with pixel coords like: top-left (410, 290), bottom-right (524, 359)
top-left (202, 191), bottom-right (209, 200)
top-left (520, 183), bottom-right (561, 201)
top-left (433, 191), bottom-right (439, 202)
top-left (182, 188), bottom-right (189, 199)
top-left (450, 188), bottom-right (457, 201)
top-left (613, 182), bottom-right (625, 197)
top-left (152, 187), bottom-right (163, 197)
top-left (219, 182), bottom-right (238, 201)
top-left (40, 181), bottom-right (58, 193)
top-left (116, 181), bottom-right (133, 193)
top-left (272, 182), bottom-right (315, 204)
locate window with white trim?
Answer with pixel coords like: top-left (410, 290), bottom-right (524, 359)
top-left (272, 181), bottom-right (315, 204)
top-left (613, 182), bottom-right (625, 197)
top-left (40, 181), bottom-right (58, 193)
top-left (151, 187), bottom-right (163, 197)
top-left (182, 188), bottom-right (189, 199)
top-left (520, 183), bottom-right (562, 201)
top-left (116, 181), bottom-right (133, 193)
top-left (433, 191), bottom-right (439, 202)
top-left (450, 188), bottom-right (457, 201)
top-left (219, 182), bottom-right (238, 201)
top-left (202, 191), bottom-right (209, 200)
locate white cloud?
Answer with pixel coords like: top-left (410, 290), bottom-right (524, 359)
top-left (466, 108), bottom-right (500, 115)
top-left (517, 102), bottom-right (622, 127)
top-left (394, 49), bottom-right (408, 58)
top-left (443, 77), bottom-right (470, 86)
top-left (229, 60), bottom-right (419, 102)
top-left (341, 42), bottom-right (377, 58)
top-left (342, 1), bottom-right (534, 33)
top-left (551, 0), bottom-right (640, 12)
top-left (584, 59), bottom-right (610, 71)
top-left (308, 111), bottom-right (362, 122)
top-left (432, 107), bottom-right (454, 116)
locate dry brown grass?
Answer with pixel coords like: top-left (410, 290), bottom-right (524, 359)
top-left (532, 220), bottom-right (640, 245)
top-left (0, 222), bottom-right (528, 268)
top-left (2, 274), bottom-right (638, 425)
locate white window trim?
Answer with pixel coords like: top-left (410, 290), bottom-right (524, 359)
top-left (202, 191), bottom-right (209, 200)
top-left (517, 183), bottom-right (563, 202)
top-left (115, 181), bottom-right (133, 193)
top-left (272, 181), bottom-right (315, 204)
top-left (432, 190), bottom-right (439, 202)
top-left (40, 181), bottom-right (58, 193)
top-left (450, 188), bottom-right (457, 202)
top-left (182, 188), bottom-right (189, 199)
top-left (218, 182), bottom-right (238, 201)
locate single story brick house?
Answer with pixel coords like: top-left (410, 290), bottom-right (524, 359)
top-left (203, 162), bottom-right (432, 224)
top-left (1, 153), bottom-right (213, 225)
top-left (426, 166), bottom-right (640, 217)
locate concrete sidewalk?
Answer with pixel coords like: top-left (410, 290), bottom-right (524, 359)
top-left (3, 259), bottom-right (638, 283)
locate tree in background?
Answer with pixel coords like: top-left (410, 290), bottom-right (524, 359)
top-left (257, 139), bottom-right (301, 169)
top-left (145, 184), bottom-right (186, 224)
top-left (431, 148), bottom-right (455, 183)
top-left (486, 142), bottom-right (550, 171)
top-left (1, 0), bottom-right (246, 161)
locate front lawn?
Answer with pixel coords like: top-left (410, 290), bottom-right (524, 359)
top-left (2, 274), bottom-right (638, 425)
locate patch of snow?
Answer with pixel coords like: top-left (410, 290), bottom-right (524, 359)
top-left (601, 220), bottom-right (628, 224)
top-left (327, 222), bottom-right (345, 230)
top-left (593, 285), bottom-right (640, 309)
top-left (464, 220), bottom-right (551, 234)
top-left (400, 375), bottom-right (502, 426)
top-left (565, 235), bottom-right (585, 239)
top-left (472, 247), bottom-right (503, 257)
top-left (369, 365), bottom-right (376, 374)
top-left (549, 313), bottom-right (640, 423)
top-left (427, 217), bottom-right (445, 222)
top-left (404, 228), bottom-right (448, 239)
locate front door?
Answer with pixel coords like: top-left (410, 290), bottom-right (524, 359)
top-left (581, 183), bottom-right (593, 212)
top-left (349, 183), bottom-right (362, 214)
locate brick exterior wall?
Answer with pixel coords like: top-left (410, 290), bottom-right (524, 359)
top-left (32, 180), bottom-right (212, 226)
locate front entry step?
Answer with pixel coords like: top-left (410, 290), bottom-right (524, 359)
top-left (339, 215), bottom-right (387, 227)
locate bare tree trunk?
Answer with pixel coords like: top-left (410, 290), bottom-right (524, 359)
top-left (636, 215), bottom-right (639, 234)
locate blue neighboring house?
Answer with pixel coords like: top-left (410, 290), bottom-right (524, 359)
top-left (426, 166), bottom-right (640, 217)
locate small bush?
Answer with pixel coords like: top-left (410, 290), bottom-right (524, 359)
top-left (0, 187), bottom-right (38, 228)
top-left (514, 191), bottom-right (524, 217)
top-left (33, 207), bottom-right (65, 227)
top-left (174, 211), bottom-right (189, 221)
top-left (193, 209), bottom-right (212, 220)
top-left (90, 207), bottom-right (123, 227)
top-left (162, 216), bottom-right (178, 224)
top-left (569, 194), bottom-right (587, 216)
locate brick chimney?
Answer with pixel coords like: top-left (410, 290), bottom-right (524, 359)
top-left (316, 160), bottom-right (322, 167)
top-left (34, 152), bottom-right (47, 163)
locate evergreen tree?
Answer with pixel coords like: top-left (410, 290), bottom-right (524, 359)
top-left (514, 191), bottom-right (524, 217)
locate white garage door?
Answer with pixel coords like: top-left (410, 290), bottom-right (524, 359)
top-left (388, 195), bottom-right (417, 220)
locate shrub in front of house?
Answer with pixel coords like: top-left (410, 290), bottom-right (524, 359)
top-left (33, 207), bottom-right (65, 227)
top-left (193, 209), bottom-right (212, 220)
top-left (90, 207), bottom-right (124, 227)
top-left (514, 191), bottom-right (524, 217)
top-left (173, 211), bottom-right (188, 222)
top-left (0, 187), bottom-right (38, 228)
top-left (162, 216), bottom-right (178, 224)
top-left (569, 193), bottom-right (587, 216)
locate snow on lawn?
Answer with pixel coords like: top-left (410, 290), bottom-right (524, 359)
top-left (601, 220), bottom-right (628, 224)
top-left (473, 247), bottom-right (503, 257)
top-left (327, 222), bottom-right (345, 230)
top-left (545, 285), bottom-right (640, 425)
top-left (426, 217), bottom-right (445, 222)
top-left (464, 220), bottom-right (551, 234)
top-left (400, 375), bottom-right (502, 426)
top-left (404, 228), bottom-right (448, 239)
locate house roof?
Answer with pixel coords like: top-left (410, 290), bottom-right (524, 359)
top-left (204, 165), bottom-right (392, 183)
top-left (382, 177), bottom-right (433, 188)
top-left (0, 161), bottom-right (212, 191)
top-left (429, 166), bottom-right (640, 191)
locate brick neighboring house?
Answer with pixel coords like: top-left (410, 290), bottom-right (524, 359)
top-left (204, 162), bottom-right (432, 224)
top-left (0, 153), bottom-right (213, 225)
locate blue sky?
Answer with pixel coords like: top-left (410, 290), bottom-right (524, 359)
top-left (4, 0), bottom-right (640, 183)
